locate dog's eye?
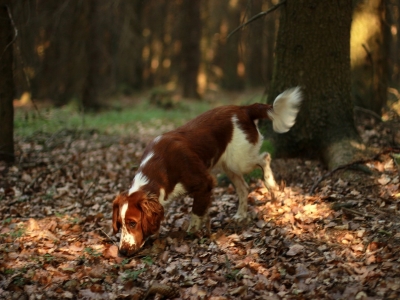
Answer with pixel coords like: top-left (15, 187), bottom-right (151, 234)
top-left (128, 222), bottom-right (137, 229)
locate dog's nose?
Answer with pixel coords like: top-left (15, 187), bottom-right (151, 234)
top-left (118, 248), bottom-right (128, 257)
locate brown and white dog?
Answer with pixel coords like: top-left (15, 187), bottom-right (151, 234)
top-left (112, 87), bottom-right (302, 256)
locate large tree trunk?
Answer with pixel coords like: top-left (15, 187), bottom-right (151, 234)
top-left (115, 0), bottom-right (144, 92)
top-left (262, 0), bottom-right (362, 170)
top-left (0, 1), bottom-right (15, 162)
top-left (351, 0), bottom-right (390, 115)
top-left (81, 0), bottom-right (102, 111)
top-left (179, 0), bottom-right (201, 99)
top-left (263, 0), bottom-right (278, 91)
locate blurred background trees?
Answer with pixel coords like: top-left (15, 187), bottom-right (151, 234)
top-left (2, 0), bottom-right (400, 165)
top-left (8, 0), bottom-right (281, 109)
top-left (8, 0), bottom-right (400, 113)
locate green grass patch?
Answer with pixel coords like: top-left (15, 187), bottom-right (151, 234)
top-left (14, 100), bottom-right (211, 137)
top-left (260, 139), bottom-right (274, 155)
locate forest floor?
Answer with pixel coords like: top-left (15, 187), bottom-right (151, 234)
top-left (1, 102), bottom-right (400, 299)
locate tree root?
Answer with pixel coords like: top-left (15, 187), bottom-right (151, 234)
top-left (310, 147), bottom-right (400, 194)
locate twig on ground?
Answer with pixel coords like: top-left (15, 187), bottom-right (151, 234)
top-left (97, 228), bottom-right (117, 245)
top-left (81, 180), bottom-right (96, 202)
top-left (354, 106), bottom-right (382, 122)
top-left (342, 207), bottom-right (372, 218)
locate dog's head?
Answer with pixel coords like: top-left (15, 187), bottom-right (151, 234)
top-left (112, 191), bottom-right (164, 256)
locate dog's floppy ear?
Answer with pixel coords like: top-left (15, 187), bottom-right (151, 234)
top-left (112, 193), bottom-right (125, 234)
top-left (139, 195), bottom-right (164, 237)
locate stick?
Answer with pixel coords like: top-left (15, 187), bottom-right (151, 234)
top-left (227, 0), bottom-right (286, 40)
top-left (354, 106), bottom-right (382, 122)
top-left (342, 207), bottom-right (372, 218)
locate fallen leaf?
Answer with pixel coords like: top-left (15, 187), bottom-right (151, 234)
top-left (286, 244), bottom-right (305, 256)
top-left (103, 244), bottom-right (118, 258)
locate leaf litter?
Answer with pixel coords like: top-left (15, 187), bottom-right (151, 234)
top-left (0, 116), bottom-right (399, 299)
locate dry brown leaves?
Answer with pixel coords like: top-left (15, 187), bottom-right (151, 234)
top-left (0, 117), bottom-right (400, 299)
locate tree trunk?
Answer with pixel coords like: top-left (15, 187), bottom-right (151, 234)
top-left (180, 0), bottom-right (201, 99)
top-left (245, 0), bottom-right (264, 88)
top-left (396, 0), bottom-right (400, 83)
top-left (0, 1), bottom-right (15, 162)
top-left (82, 0), bottom-right (102, 111)
top-left (215, 0), bottom-right (245, 91)
top-left (115, 0), bottom-right (144, 92)
top-left (262, 0), bottom-right (362, 170)
top-left (263, 0), bottom-right (278, 92)
top-left (351, 0), bottom-right (390, 115)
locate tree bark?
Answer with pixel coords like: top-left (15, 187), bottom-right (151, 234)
top-left (263, 0), bottom-right (278, 91)
top-left (0, 1), bottom-right (15, 162)
top-left (351, 0), bottom-right (390, 115)
top-left (82, 0), bottom-right (102, 111)
top-left (180, 0), bottom-right (201, 99)
top-left (262, 0), bottom-right (363, 170)
top-left (215, 0), bottom-right (245, 91)
top-left (115, 0), bottom-right (144, 92)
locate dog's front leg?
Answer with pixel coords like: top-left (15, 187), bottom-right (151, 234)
top-left (223, 168), bottom-right (250, 223)
top-left (187, 190), bottom-right (212, 234)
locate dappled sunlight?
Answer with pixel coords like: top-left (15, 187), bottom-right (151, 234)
top-left (350, 6), bottom-right (381, 67)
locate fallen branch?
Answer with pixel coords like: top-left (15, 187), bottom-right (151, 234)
top-left (309, 147), bottom-right (400, 195)
top-left (227, 0), bottom-right (286, 40)
top-left (354, 106), bottom-right (382, 122)
top-left (342, 207), bottom-right (373, 218)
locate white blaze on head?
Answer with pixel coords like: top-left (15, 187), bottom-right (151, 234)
top-left (119, 202), bottom-right (137, 248)
top-left (129, 172), bottom-right (149, 195)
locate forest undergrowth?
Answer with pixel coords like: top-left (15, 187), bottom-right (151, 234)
top-left (1, 110), bottom-right (400, 299)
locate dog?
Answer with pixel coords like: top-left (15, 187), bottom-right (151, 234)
top-left (112, 87), bottom-right (302, 256)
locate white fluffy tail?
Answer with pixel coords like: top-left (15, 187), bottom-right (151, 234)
top-left (268, 87), bottom-right (302, 133)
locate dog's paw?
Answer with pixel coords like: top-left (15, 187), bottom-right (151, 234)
top-left (187, 213), bottom-right (203, 233)
top-left (232, 212), bottom-right (250, 224)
